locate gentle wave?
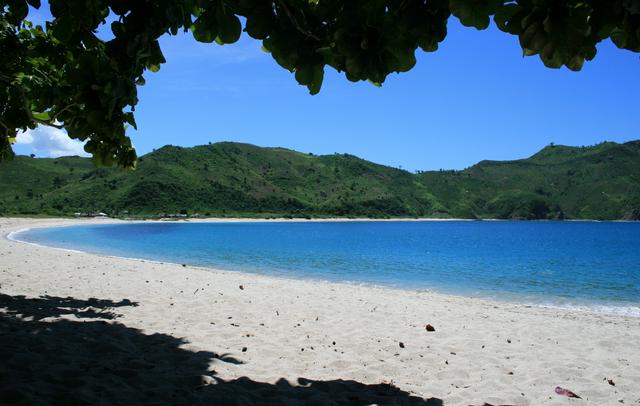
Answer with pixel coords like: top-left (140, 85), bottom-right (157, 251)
top-left (7, 228), bottom-right (87, 254)
top-left (7, 228), bottom-right (185, 264)
top-left (536, 302), bottom-right (640, 318)
top-left (6, 228), bottom-right (31, 241)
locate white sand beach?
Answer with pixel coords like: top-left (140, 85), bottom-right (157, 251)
top-left (1, 217), bottom-right (639, 405)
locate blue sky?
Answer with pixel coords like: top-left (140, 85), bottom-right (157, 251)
top-left (14, 5), bottom-right (640, 171)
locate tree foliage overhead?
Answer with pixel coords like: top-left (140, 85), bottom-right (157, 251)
top-left (2, 0), bottom-right (639, 167)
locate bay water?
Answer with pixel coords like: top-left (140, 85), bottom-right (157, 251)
top-left (13, 221), bottom-right (640, 316)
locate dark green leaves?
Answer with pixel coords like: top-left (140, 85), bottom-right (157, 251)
top-left (192, 9), bottom-right (217, 43)
top-left (146, 40), bottom-right (166, 72)
top-left (245, 7), bottom-right (274, 40)
top-left (494, 3), bottom-right (518, 33)
top-left (2, 0), bottom-right (640, 168)
top-left (294, 64), bottom-right (324, 95)
top-left (191, 4), bottom-right (241, 44)
top-left (216, 8), bottom-right (241, 44)
top-left (450, 0), bottom-right (502, 30)
top-left (611, 13), bottom-right (640, 52)
top-left (493, 2), bottom-right (599, 71)
top-left (5, 0), bottom-right (29, 24)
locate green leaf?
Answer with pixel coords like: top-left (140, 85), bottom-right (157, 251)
top-left (111, 21), bottom-right (125, 38)
top-left (494, 4), bottom-right (519, 33)
top-left (32, 111), bottom-right (50, 121)
top-left (216, 9), bottom-right (241, 44)
top-left (450, 0), bottom-right (493, 30)
top-left (7, 0), bottom-right (29, 23)
top-left (295, 65), bottom-right (314, 85)
top-left (390, 48), bottom-right (417, 72)
top-left (192, 11), bottom-right (218, 43)
top-left (308, 65), bottom-right (324, 95)
top-left (51, 20), bottom-right (73, 43)
top-left (245, 10), bottom-right (273, 40)
top-left (566, 54), bottom-right (585, 71)
top-left (123, 112), bottom-right (137, 129)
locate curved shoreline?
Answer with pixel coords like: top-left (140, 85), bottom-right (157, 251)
top-left (2, 217), bottom-right (640, 404)
top-left (5, 217), bottom-right (640, 319)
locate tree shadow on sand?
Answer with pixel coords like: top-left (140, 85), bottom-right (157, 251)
top-left (0, 293), bottom-right (442, 405)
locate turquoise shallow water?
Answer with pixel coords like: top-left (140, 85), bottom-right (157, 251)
top-left (12, 221), bottom-right (640, 316)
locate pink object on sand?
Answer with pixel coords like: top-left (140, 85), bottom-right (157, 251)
top-left (555, 386), bottom-right (582, 399)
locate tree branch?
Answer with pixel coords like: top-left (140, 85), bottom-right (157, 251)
top-left (49, 104), bottom-right (75, 122)
top-left (15, 85), bottom-right (66, 129)
top-left (32, 118), bottom-right (65, 129)
top-left (0, 119), bottom-right (10, 134)
top-left (275, 0), bottom-right (320, 41)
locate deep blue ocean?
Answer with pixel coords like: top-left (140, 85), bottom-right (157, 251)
top-left (12, 221), bottom-right (640, 316)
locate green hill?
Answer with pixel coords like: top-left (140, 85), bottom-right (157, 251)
top-left (1, 141), bottom-right (639, 220)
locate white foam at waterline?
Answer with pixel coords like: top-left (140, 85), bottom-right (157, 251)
top-left (6, 228), bottom-right (86, 254)
top-left (7, 229), bottom-right (208, 268)
top-left (6, 228), bottom-right (31, 241)
top-left (532, 301), bottom-right (640, 318)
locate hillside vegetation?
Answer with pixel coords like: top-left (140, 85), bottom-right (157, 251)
top-left (1, 141), bottom-right (639, 220)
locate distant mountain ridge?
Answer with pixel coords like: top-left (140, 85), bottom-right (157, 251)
top-left (1, 141), bottom-right (639, 220)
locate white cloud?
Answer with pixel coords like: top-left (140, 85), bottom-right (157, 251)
top-left (16, 125), bottom-right (90, 158)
